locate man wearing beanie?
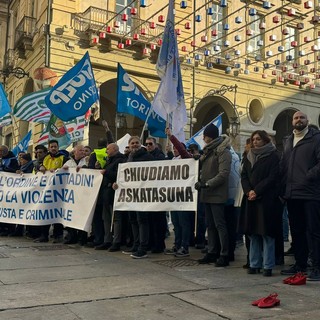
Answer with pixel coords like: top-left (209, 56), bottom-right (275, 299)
top-left (195, 123), bottom-right (232, 267)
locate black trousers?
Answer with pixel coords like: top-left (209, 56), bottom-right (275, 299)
top-left (287, 199), bottom-right (320, 268)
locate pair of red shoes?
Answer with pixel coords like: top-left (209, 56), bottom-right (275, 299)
top-left (252, 293), bottom-right (280, 308)
top-left (283, 272), bottom-right (307, 285)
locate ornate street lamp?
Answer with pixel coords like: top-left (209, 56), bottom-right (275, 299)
top-left (0, 67), bottom-right (29, 79)
top-left (229, 116), bottom-right (240, 138)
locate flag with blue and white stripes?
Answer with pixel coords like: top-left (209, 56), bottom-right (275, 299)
top-left (186, 115), bottom-right (222, 150)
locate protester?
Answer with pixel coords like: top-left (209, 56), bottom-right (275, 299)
top-left (114, 136), bottom-right (154, 259)
top-left (165, 128), bottom-right (194, 257)
top-left (145, 137), bottom-right (167, 254)
top-left (196, 124), bottom-right (231, 267)
top-left (280, 111), bottom-right (320, 281)
top-left (234, 138), bottom-right (251, 268)
top-left (16, 153), bottom-right (34, 174)
top-left (34, 139), bottom-right (68, 243)
top-left (95, 143), bottom-right (126, 251)
top-left (33, 145), bottom-right (48, 173)
top-left (10, 153), bottom-right (34, 237)
top-left (87, 119), bottom-right (114, 247)
top-left (24, 145), bottom-right (49, 239)
top-left (17, 151), bottom-right (26, 167)
top-left (224, 144), bottom-right (241, 262)
top-left (239, 130), bottom-right (282, 277)
top-left (187, 144), bottom-right (206, 250)
top-left (0, 145), bottom-right (20, 236)
top-left (62, 145), bottom-right (88, 244)
top-left (83, 145), bottom-right (92, 166)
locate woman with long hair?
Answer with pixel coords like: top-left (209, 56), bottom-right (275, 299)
top-left (239, 130), bottom-right (282, 276)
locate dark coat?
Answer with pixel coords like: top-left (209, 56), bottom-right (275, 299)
top-left (0, 151), bottom-right (19, 173)
top-left (280, 128), bottom-right (320, 200)
top-left (239, 151), bottom-right (282, 237)
top-left (103, 152), bottom-right (126, 204)
top-left (149, 148), bottom-right (166, 160)
top-left (128, 147), bottom-right (154, 162)
top-left (20, 160), bottom-right (34, 173)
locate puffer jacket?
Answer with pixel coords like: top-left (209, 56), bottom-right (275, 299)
top-left (280, 128), bottom-right (320, 200)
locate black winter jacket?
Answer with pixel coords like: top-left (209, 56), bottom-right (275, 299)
top-left (128, 148), bottom-right (154, 162)
top-left (103, 152), bottom-right (127, 186)
top-left (149, 148), bottom-right (166, 160)
top-left (280, 128), bottom-right (320, 200)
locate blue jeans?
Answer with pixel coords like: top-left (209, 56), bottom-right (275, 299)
top-left (282, 205), bottom-right (289, 241)
top-left (249, 234), bottom-right (275, 269)
top-left (171, 211), bottom-right (193, 250)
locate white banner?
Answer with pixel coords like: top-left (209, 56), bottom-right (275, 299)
top-left (0, 168), bottom-right (103, 231)
top-left (114, 159), bottom-right (198, 212)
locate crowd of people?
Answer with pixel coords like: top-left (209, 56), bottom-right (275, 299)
top-left (0, 111), bottom-right (319, 281)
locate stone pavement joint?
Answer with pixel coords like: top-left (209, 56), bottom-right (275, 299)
top-left (0, 237), bottom-right (318, 319)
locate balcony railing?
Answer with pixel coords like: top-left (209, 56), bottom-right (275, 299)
top-left (73, 6), bottom-right (165, 44)
top-left (73, 7), bottom-right (117, 33)
top-left (14, 16), bottom-right (36, 50)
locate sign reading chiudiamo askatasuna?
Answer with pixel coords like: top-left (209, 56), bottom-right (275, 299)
top-left (114, 159), bottom-right (198, 212)
top-left (0, 168), bottom-right (103, 231)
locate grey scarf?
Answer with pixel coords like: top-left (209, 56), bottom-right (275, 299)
top-left (247, 142), bottom-right (276, 167)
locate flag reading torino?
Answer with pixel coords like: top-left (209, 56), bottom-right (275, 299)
top-left (114, 159), bottom-right (198, 212)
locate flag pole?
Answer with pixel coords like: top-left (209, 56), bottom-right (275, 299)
top-left (139, 104), bottom-right (153, 141)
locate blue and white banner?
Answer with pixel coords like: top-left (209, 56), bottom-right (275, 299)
top-left (0, 168), bottom-right (103, 231)
top-left (152, 0), bottom-right (187, 142)
top-left (45, 52), bottom-right (99, 121)
top-left (186, 115), bottom-right (222, 150)
top-left (0, 83), bottom-right (11, 118)
top-left (12, 130), bottom-right (32, 156)
top-left (117, 63), bottom-right (166, 138)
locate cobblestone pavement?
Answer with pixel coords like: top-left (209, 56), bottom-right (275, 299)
top-left (0, 235), bottom-right (318, 320)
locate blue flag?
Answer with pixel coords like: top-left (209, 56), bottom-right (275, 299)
top-left (12, 130), bottom-right (32, 156)
top-left (186, 115), bottom-right (222, 150)
top-left (45, 52), bottom-right (99, 121)
top-left (151, 0), bottom-right (187, 142)
top-left (117, 63), bottom-right (166, 138)
top-left (0, 83), bottom-right (11, 118)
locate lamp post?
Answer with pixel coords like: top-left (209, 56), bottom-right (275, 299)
top-left (229, 116), bottom-right (240, 138)
top-left (0, 67), bottom-right (29, 79)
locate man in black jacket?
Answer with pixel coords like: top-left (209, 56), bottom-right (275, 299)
top-left (124, 136), bottom-right (154, 259)
top-left (95, 143), bottom-right (126, 251)
top-left (145, 137), bottom-right (167, 253)
top-left (280, 111), bottom-right (320, 281)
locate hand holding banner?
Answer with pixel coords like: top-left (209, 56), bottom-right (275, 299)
top-left (114, 159), bottom-right (198, 212)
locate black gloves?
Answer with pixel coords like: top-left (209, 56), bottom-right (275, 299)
top-left (193, 154), bottom-right (201, 160)
top-left (195, 182), bottom-right (209, 190)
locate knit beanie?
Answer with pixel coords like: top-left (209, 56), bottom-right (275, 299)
top-left (203, 124), bottom-right (219, 139)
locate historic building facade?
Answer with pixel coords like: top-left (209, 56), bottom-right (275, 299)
top-left (1, 0), bottom-right (320, 152)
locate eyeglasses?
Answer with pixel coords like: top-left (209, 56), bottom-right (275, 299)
top-left (146, 142), bottom-right (154, 146)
